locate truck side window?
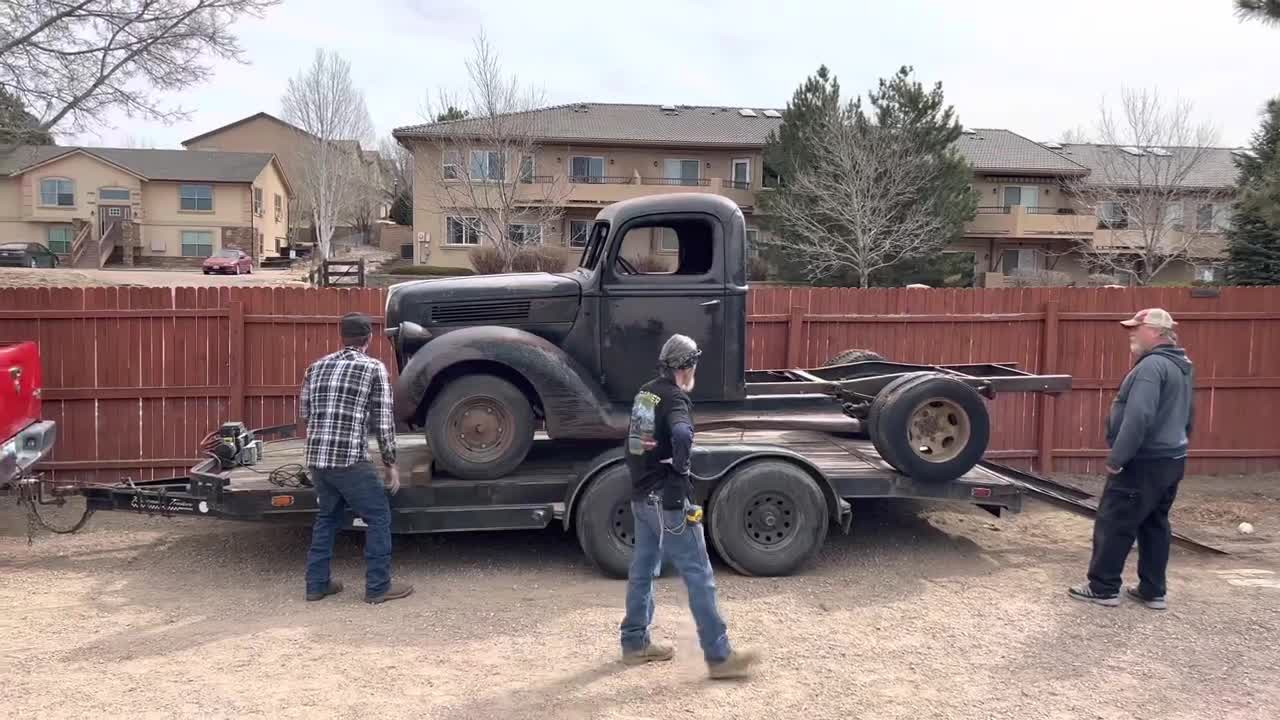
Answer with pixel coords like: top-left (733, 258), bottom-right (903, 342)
top-left (613, 219), bottom-right (714, 278)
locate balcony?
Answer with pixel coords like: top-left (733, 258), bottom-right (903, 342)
top-left (509, 175), bottom-right (755, 209)
top-left (966, 205), bottom-right (1096, 238)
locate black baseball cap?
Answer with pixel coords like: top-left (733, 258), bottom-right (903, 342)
top-left (340, 312), bottom-right (372, 341)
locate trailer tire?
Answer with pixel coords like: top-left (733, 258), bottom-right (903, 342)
top-left (708, 460), bottom-right (828, 577)
top-left (825, 348), bottom-right (885, 366)
top-left (426, 374), bottom-right (535, 481)
top-left (873, 373), bottom-right (990, 483)
top-left (867, 372), bottom-right (932, 471)
top-left (575, 464), bottom-right (635, 579)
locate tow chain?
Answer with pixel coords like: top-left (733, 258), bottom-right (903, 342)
top-left (10, 476), bottom-right (94, 544)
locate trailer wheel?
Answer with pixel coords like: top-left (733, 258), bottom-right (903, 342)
top-left (867, 372), bottom-right (932, 471)
top-left (825, 348), bottom-right (885, 366)
top-left (708, 460), bottom-right (828, 577)
top-left (575, 464), bottom-right (635, 579)
top-left (427, 374), bottom-right (535, 481)
top-left (872, 373), bottom-right (990, 483)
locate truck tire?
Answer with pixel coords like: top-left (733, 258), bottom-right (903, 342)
top-left (871, 373), bottom-right (990, 483)
top-left (867, 372), bottom-right (932, 471)
top-left (426, 374), bottom-right (535, 481)
top-left (825, 348), bottom-right (885, 366)
top-left (575, 464), bottom-right (635, 579)
top-left (708, 460), bottom-right (829, 577)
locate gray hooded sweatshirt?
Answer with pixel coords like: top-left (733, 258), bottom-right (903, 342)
top-left (1105, 344), bottom-right (1195, 469)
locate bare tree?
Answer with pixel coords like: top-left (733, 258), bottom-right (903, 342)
top-left (0, 0), bottom-right (278, 141)
top-left (281, 49), bottom-right (374, 260)
top-left (1061, 88), bottom-right (1230, 285)
top-left (757, 105), bottom-right (969, 288)
top-left (1059, 125), bottom-right (1092, 144)
top-left (379, 134), bottom-right (412, 224)
top-left (346, 152), bottom-right (391, 243)
top-left (418, 31), bottom-right (570, 267)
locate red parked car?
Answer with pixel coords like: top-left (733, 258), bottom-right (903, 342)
top-left (202, 249), bottom-right (253, 275)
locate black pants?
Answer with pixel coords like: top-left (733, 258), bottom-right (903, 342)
top-left (1087, 456), bottom-right (1185, 597)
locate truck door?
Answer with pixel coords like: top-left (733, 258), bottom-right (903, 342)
top-left (599, 213), bottom-right (726, 402)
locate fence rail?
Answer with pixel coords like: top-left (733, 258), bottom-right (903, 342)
top-left (1, 285), bottom-right (1277, 483)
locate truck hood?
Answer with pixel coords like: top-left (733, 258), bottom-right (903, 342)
top-left (386, 272), bottom-right (582, 332)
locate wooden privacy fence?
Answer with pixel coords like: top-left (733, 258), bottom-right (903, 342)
top-left (1, 285), bottom-right (1277, 483)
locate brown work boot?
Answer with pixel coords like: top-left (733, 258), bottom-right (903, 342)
top-left (622, 642), bottom-right (675, 666)
top-left (305, 580), bottom-right (343, 602)
top-left (708, 649), bottom-right (760, 680)
top-left (364, 583), bottom-right (414, 604)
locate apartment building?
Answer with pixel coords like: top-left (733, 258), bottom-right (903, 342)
top-left (0, 145), bottom-right (290, 268)
top-left (394, 103), bottom-right (1236, 284)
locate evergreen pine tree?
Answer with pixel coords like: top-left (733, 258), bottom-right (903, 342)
top-left (1226, 98), bottom-right (1280, 285)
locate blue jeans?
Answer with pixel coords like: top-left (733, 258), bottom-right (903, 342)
top-left (305, 461), bottom-right (392, 597)
top-left (620, 496), bottom-right (731, 663)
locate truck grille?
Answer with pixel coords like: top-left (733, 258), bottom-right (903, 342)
top-left (431, 299), bottom-right (532, 325)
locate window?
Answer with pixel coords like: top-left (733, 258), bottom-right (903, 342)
top-left (400, 243), bottom-right (413, 260)
top-left (663, 159), bottom-right (700, 186)
top-left (518, 155), bottom-right (535, 183)
top-left (47, 225), bottom-right (73, 254)
top-left (469, 150), bottom-right (503, 182)
top-left (745, 227), bottom-right (759, 254)
top-left (1098, 201), bottom-right (1128, 229)
top-left (179, 184), bottom-right (213, 212)
top-left (442, 150), bottom-right (461, 180)
top-left (1195, 265), bottom-right (1222, 283)
top-left (1001, 248), bottom-right (1043, 274)
top-left (658, 227), bottom-right (680, 253)
top-left (1002, 185), bottom-right (1039, 208)
top-left (570, 156), bottom-right (605, 183)
top-left (507, 223), bottom-right (542, 245)
top-left (762, 163), bottom-right (782, 189)
top-left (98, 187), bottom-right (130, 201)
top-left (274, 193), bottom-right (283, 222)
top-left (446, 216), bottom-right (480, 245)
top-left (1197, 203), bottom-right (1231, 232)
top-left (107, 207), bottom-right (122, 217)
top-left (568, 220), bottom-right (591, 248)
top-left (1162, 201), bottom-right (1184, 228)
top-left (180, 230), bottom-right (214, 257)
top-left (39, 178), bottom-right (74, 207)
top-left (253, 187), bottom-right (264, 216)
top-left (731, 159), bottom-right (751, 190)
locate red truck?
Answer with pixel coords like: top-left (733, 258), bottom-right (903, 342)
top-left (1, 341), bottom-right (56, 488)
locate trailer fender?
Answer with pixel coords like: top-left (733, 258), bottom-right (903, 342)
top-left (395, 325), bottom-right (622, 439)
top-left (563, 445), bottom-right (851, 534)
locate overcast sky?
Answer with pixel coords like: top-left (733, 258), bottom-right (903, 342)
top-left (69, 0), bottom-right (1280, 150)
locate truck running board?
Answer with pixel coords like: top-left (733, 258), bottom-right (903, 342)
top-left (982, 461), bottom-right (1229, 556)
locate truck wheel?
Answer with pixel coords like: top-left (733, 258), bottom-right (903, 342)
top-left (825, 348), bottom-right (885, 366)
top-left (708, 460), bottom-right (829, 577)
top-left (872, 373), bottom-right (990, 482)
top-left (427, 374), bottom-right (535, 481)
top-left (867, 372), bottom-right (931, 471)
top-left (575, 464), bottom-right (635, 579)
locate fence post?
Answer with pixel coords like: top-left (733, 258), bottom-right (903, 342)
top-left (229, 300), bottom-right (245, 421)
top-left (786, 305), bottom-right (805, 367)
top-left (1038, 300), bottom-right (1059, 474)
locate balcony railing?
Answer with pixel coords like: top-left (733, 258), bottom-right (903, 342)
top-left (569, 175), bottom-right (634, 185)
top-left (1026, 206), bottom-right (1080, 215)
top-left (640, 177), bottom-right (711, 187)
top-left (725, 179), bottom-right (751, 191)
top-left (976, 206), bottom-right (1011, 215)
top-left (519, 175), bottom-right (557, 184)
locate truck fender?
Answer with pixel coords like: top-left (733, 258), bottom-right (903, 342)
top-left (394, 325), bottom-right (623, 439)
top-left (562, 445), bottom-right (852, 534)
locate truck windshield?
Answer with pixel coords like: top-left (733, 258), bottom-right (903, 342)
top-left (577, 221), bottom-right (610, 270)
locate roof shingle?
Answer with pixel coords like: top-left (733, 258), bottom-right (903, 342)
top-left (1054, 143), bottom-right (1238, 189)
top-left (0, 145), bottom-right (277, 183)
top-left (954, 129), bottom-right (1089, 174)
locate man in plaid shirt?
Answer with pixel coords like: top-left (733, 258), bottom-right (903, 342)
top-left (300, 313), bottom-right (413, 604)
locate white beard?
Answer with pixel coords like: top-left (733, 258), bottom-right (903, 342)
top-left (1129, 339), bottom-right (1141, 355)
top-left (677, 376), bottom-right (696, 393)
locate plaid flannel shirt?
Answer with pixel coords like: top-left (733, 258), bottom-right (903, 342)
top-left (299, 347), bottom-right (396, 469)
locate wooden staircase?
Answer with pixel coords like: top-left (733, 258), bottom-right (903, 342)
top-left (71, 222), bottom-right (119, 269)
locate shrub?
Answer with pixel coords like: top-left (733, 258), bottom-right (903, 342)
top-left (468, 245), bottom-right (508, 274)
top-left (1006, 268), bottom-right (1073, 287)
top-left (509, 248), bottom-right (540, 273)
top-left (630, 254), bottom-right (670, 273)
top-left (747, 255), bottom-right (770, 282)
top-left (532, 245), bottom-right (570, 273)
top-left (1087, 273), bottom-right (1122, 287)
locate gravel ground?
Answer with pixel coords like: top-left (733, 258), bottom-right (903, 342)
top-left (2, 474), bottom-right (1277, 720)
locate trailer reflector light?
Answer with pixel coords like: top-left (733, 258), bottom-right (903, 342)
top-left (271, 495), bottom-right (295, 507)
top-left (971, 487), bottom-right (992, 498)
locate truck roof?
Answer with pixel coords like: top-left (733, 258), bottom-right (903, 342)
top-left (595, 192), bottom-right (745, 227)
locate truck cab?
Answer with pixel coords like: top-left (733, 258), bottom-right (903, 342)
top-left (386, 194), bottom-right (751, 479)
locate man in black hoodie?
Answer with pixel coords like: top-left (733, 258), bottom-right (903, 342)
top-left (1070, 308), bottom-right (1194, 610)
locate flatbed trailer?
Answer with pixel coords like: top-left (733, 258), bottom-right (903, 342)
top-left (80, 425), bottom-right (1092, 578)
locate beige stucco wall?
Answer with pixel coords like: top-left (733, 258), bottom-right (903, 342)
top-left (185, 115), bottom-right (307, 194)
top-left (0, 153), bottom-right (143, 251)
top-left (408, 138), bottom-right (765, 270)
top-left (137, 181), bottom-right (249, 257)
top-left (252, 160), bottom-right (290, 255)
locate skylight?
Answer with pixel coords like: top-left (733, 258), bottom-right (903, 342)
top-left (1043, 141), bottom-right (1063, 150)
top-left (738, 108), bottom-right (757, 117)
top-left (1119, 146), bottom-right (1145, 156)
top-left (1145, 147), bottom-right (1172, 157)
top-left (762, 109), bottom-right (782, 118)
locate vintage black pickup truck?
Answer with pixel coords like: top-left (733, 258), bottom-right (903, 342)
top-left (385, 193), bottom-right (1069, 483)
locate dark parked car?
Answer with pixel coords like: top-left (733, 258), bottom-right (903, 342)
top-left (202, 249), bottom-right (253, 275)
top-left (0, 242), bottom-right (59, 268)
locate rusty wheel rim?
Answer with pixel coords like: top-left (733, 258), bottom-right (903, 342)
top-left (446, 396), bottom-right (512, 463)
top-left (907, 397), bottom-right (971, 463)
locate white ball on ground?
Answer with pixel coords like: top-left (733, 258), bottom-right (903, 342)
top-left (1237, 522), bottom-right (1255, 535)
